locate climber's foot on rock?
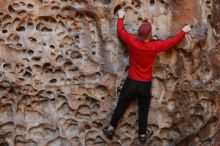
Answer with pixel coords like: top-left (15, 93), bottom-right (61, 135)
top-left (102, 126), bottom-right (114, 139)
top-left (139, 128), bottom-right (153, 142)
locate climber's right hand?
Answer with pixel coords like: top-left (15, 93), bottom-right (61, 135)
top-left (118, 9), bottom-right (126, 18)
top-left (182, 25), bottom-right (192, 33)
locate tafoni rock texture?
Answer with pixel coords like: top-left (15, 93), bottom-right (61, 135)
top-left (0, 0), bottom-right (219, 146)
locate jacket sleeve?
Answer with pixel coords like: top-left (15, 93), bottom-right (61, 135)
top-left (155, 31), bottom-right (186, 53)
top-left (117, 18), bottom-right (136, 47)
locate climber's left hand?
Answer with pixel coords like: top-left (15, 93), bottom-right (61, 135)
top-left (118, 9), bottom-right (126, 18)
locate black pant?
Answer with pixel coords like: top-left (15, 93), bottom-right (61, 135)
top-left (110, 77), bottom-right (152, 134)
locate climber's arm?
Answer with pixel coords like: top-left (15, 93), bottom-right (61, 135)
top-left (117, 18), bottom-right (136, 45)
top-left (155, 31), bottom-right (186, 52)
top-left (155, 25), bottom-right (192, 52)
top-left (116, 9), bottom-right (136, 48)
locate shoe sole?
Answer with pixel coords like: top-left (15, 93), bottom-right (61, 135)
top-left (139, 131), bottom-right (153, 142)
top-left (102, 129), bottom-right (113, 139)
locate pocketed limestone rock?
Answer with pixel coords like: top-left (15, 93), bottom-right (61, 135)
top-left (0, 0), bottom-right (219, 146)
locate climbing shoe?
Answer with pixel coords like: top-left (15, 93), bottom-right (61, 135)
top-left (102, 126), bottom-right (114, 139)
top-left (139, 128), bottom-right (153, 142)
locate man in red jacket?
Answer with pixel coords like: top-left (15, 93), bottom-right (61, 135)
top-left (103, 9), bottom-right (192, 142)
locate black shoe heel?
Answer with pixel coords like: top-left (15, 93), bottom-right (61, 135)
top-left (102, 126), bottom-right (114, 139)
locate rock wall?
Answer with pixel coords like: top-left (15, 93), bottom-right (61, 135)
top-left (0, 0), bottom-right (219, 146)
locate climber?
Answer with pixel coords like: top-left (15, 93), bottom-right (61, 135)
top-left (102, 9), bottom-right (192, 142)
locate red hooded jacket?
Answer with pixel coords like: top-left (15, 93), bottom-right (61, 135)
top-left (117, 18), bottom-right (185, 81)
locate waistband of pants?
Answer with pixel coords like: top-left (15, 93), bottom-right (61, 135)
top-left (127, 77), bottom-right (152, 84)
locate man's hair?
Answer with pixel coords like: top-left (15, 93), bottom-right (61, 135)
top-left (137, 23), bottom-right (152, 41)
